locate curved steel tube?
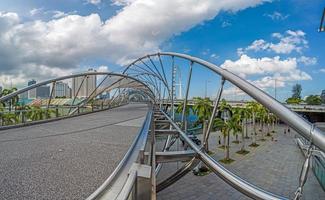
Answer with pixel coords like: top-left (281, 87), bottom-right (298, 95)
top-left (0, 72), bottom-right (155, 104)
top-left (140, 52), bottom-right (325, 152)
top-left (87, 107), bottom-right (152, 200)
top-left (156, 157), bottom-right (199, 192)
top-left (161, 110), bottom-right (287, 200)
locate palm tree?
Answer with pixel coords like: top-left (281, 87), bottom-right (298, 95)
top-left (175, 100), bottom-right (191, 129)
top-left (214, 113), bottom-right (242, 163)
top-left (1, 87), bottom-right (19, 111)
top-left (193, 97), bottom-right (212, 150)
top-left (246, 101), bottom-right (259, 147)
top-left (257, 105), bottom-right (267, 141)
top-left (233, 107), bottom-right (250, 154)
top-left (216, 99), bottom-right (232, 147)
top-left (270, 113), bottom-right (277, 133)
top-left (214, 117), bottom-right (228, 154)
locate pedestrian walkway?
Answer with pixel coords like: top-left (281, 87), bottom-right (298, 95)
top-left (157, 125), bottom-right (325, 200)
top-left (0, 104), bottom-right (148, 200)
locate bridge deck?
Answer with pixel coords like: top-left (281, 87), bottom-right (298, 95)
top-left (0, 104), bottom-right (148, 200)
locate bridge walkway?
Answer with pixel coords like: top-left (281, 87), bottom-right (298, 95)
top-left (0, 103), bottom-right (148, 200)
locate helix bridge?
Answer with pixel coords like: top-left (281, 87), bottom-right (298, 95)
top-left (0, 52), bottom-right (324, 200)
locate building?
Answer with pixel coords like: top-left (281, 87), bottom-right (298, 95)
top-left (36, 86), bottom-right (50, 99)
top-left (54, 81), bottom-right (71, 98)
top-left (72, 69), bottom-right (97, 98)
top-left (321, 90), bottom-right (325, 103)
top-left (99, 92), bottom-right (110, 99)
top-left (19, 92), bottom-right (28, 99)
top-left (28, 79), bottom-right (37, 99)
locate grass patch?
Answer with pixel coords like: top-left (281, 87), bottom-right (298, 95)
top-left (218, 145), bottom-right (226, 149)
top-left (236, 149), bottom-right (250, 155)
top-left (219, 158), bottom-right (235, 164)
top-left (249, 143), bottom-right (260, 148)
top-left (232, 140), bottom-right (240, 144)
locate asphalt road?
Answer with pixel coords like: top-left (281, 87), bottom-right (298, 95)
top-left (0, 104), bottom-right (148, 200)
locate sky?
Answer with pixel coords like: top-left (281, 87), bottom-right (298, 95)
top-left (0, 0), bottom-right (324, 102)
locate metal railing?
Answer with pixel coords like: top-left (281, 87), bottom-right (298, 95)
top-left (87, 106), bottom-right (153, 200)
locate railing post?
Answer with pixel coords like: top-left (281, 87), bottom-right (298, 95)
top-left (22, 111), bottom-right (26, 123)
top-left (55, 105), bottom-right (59, 118)
top-left (171, 56), bottom-right (175, 121)
top-left (181, 61), bottom-right (193, 132)
top-left (203, 78), bottom-right (225, 150)
top-left (150, 106), bottom-right (156, 200)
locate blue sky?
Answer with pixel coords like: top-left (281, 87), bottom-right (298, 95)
top-left (0, 0), bottom-right (324, 102)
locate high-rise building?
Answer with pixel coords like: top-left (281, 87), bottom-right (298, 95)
top-left (321, 90), bottom-right (325, 103)
top-left (54, 81), bottom-right (71, 98)
top-left (72, 69), bottom-right (97, 98)
top-left (36, 86), bottom-right (50, 99)
top-left (28, 79), bottom-right (37, 99)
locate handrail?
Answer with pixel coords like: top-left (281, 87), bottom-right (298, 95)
top-left (149, 52), bottom-right (325, 153)
top-left (160, 109), bottom-right (287, 200)
top-left (0, 72), bottom-right (155, 103)
top-left (86, 106), bottom-right (152, 200)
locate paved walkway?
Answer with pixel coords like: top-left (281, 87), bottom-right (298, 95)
top-left (157, 124), bottom-right (325, 200)
top-left (0, 104), bottom-right (148, 200)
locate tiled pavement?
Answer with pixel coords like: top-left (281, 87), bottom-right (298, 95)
top-left (157, 125), bottom-right (325, 200)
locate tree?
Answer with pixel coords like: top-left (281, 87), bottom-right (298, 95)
top-left (305, 95), bottom-right (322, 105)
top-left (214, 112), bottom-right (241, 163)
top-left (292, 84), bottom-right (302, 99)
top-left (192, 97), bottom-right (212, 150)
top-left (246, 101), bottom-right (259, 147)
top-left (257, 105), bottom-right (267, 141)
top-left (175, 100), bottom-right (191, 129)
top-left (233, 107), bottom-right (249, 153)
top-left (286, 97), bottom-right (302, 104)
top-left (0, 87), bottom-right (19, 111)
top-left (217, 99), bottom-right (232, 146)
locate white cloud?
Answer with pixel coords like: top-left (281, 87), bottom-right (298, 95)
top-left (221, 54), bottom-right (298, 76)
top-left (240, 30), bottom-right (308, 54)
top-left (97, 65), bottom-right (109, 72)
top-left (221, 21), bottom-right (232, 28)
top-left (0, 0), bottom-right (271, 86)
top-left (264, 11), bottom-right (289, 20)
top-left (320, 69), bottom-right (325, 73)
top-left (210, 53), bottom-right (219, 59)
top-left (220, 54), bottom-right (311, 90)
top-left (87, 0), bottom-right (102, 5)
top-left (111, 0), bottom-right (135, 6)
top-left (245, 39), bottom-right (269, 51)
top-left (30, 8), bottom-right (43, 16)
top-left (297, 56), bottom-right (317, 65)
